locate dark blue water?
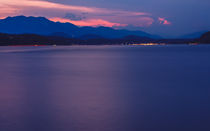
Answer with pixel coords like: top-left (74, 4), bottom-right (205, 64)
top-left (0, 45), bottom-right (210, 131)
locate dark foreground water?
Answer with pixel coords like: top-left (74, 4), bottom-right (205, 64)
top-left (0, 45), bottom-right (210, 131)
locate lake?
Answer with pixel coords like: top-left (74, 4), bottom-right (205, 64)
top-left (0, 45), bottom-right (210, 131)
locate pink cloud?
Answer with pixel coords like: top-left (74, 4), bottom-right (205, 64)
top-left (0, 0), bottom-right (148, 15)
top-left (133, 17), bottom-right (154, 27)
top-left (0, 0), bottom-right (96, 13)
top-left (158, 17), bottom-right (171, 25)
top-left (0, 0), bottom-right (170, 28)
top-left (50, 17), bottom-right (127, 27)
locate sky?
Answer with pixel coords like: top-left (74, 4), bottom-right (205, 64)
top-left (0, 0), bottom-right (210, 37)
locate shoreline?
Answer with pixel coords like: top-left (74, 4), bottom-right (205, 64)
top-left (0, 43), bottom-right (209, 47)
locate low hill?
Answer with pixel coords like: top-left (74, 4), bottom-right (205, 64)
top-left (0, 33), bottom-right (197, 46)
top-left (199, 32), bottom-right (210, 43)
top-left (0, 33), bottom-right (153, 46)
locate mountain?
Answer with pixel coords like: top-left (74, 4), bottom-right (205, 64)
top-left (180, 31), bottom-right (207, 39)
top-left (0, 16), bottom-right (156, 39)
top-left (50, 32), bottom-right (71, 38)
top-left (0, 16), bottom-right (78, 37)
top-left (77, 34), bottom-right (104, 40)
top-left (78, 26), bottom-right (156, 39)
top-left (199, 31), bottom-right (210, 43)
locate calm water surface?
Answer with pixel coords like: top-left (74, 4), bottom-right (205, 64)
top-left (0, 45), bottom-right (210, 131)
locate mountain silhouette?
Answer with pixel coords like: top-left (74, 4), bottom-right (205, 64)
top-left (0, 16), bottom-right (78, 37)
top-left (180, 31), bottom-right (208, 39)
top-left (199, 31), bottom-right (210, 43)
top-left (0, 16), bottom-right (157, 39)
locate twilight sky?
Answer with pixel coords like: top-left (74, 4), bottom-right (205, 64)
top-left (0, 0), bottom-right (209, 37)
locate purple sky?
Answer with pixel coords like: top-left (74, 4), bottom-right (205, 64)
top-left (0, 0), bottom-right (209, 37)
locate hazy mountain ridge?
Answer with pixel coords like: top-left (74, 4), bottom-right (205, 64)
top-left (0, 16), bottom-right (157, 39)
top-left (199, 31), bottom-right (210, 43)
top-left (179, 31), bottom-right (207, 39)
top-left (0, 16), bottom-right (209, 45)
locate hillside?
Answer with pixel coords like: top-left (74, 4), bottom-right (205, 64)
top-left (0, 16), bottom-right (156, 39)
top-left (0, 33), bottom-right (195, 46)
top-left (199, 32), bottom-right (210, 43)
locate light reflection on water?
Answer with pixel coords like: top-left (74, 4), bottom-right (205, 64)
top-left (0, 45), bottom-right (210, 131)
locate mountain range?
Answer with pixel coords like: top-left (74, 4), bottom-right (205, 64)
top-left (0, 16), bottom-right (159, 39)
top-left (0, 15), bottom-right (209, 46)
top-left (179, 31), bottom-right (208, 39)
top-left (199, 32), bottom-right (210, 43)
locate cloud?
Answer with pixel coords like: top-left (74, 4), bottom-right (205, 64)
top-left (0, 0), bottom-right (96, 12)
top-left (0, 0), bottom-right (170, 28)
top-left (0, 0), bottom-right (148, 15)
top-left (49, 17), bottom-right (127, 27)
top-left (158, 17), bottom-right (171, 25)
top-left (64, 13), bottom-right (86, 21)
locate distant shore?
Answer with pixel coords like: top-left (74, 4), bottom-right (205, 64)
top-left (1, 33), bottom-right (208, 46)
